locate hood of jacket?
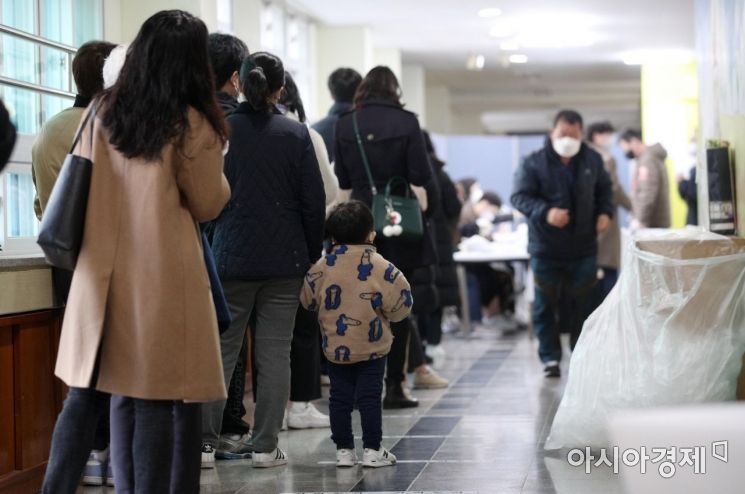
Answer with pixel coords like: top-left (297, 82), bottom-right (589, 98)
top-left (646, 143), bottom-right (668, 161)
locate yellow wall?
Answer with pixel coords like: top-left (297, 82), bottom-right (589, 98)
top-left (641, 62), bottom-right (699, 228)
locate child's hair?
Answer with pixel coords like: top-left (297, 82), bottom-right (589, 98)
top-left (326, 200), bottom-right (374, 244)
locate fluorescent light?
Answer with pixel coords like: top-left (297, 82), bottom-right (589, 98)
top-left (509, 54), bottom-right (528, 64)
top-left (621, 49), bottom-right (694, 65)
top-left (489, 20), bottom-right (514, 38)
top-left (478, 7), bottom-right (502, 18)
top-left (467, 53), bottom-right (486, 71)
top-left (500, 41), bottom-right (520, 51)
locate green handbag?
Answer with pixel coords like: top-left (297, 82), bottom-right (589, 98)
top-left (353, 112), bottom-right (423, 240)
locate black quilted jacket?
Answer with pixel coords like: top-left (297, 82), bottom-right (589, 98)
top-left (211, 103), bottom-right (326, 280)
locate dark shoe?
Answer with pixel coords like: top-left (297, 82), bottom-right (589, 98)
top-left (543, 361), bottom-right (561, 378)
top-left (383, 383), bottom-right (419, 409)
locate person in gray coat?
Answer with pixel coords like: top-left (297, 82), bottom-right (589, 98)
top-left (619, 129), bottom-right (671, 229)
top-left (587, 122), bottom-right (632, 298)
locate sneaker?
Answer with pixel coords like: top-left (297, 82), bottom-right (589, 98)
top-left (543, 361), bottom-right (561, 378)
top-left (252, 447), bottom-right (288, 468)
top-left (281, 410), bottom-right (288, 431)
top-left (362, 447), bottom-right (396, 468)
top-left (287, 402), bottom-right (330, 429)
top-left (105, 463), bottom-right (114, 486)
top-left (216, 433), bottom-right (253, 460)
top-left (320, 374), bottom-right (331, 386)
top-left (336, 448), bottom-right (358, 467)
top-left (414, 366), bottom-right (449, 389)
top-left (82, 449), bottom-right (108, 486)
top-left (201, 443), bottom-right (216, 469)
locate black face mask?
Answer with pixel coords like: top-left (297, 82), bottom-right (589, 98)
top-left (625, 150), bottom-right (636, 160)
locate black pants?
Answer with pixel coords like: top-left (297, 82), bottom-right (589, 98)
top-left (417, 308), bottom-right (443, 346)
top-left (328, 358), bottom-right (387, 450)
top-left (290, 306), bottom-right (322, 402)
top-left (41, 387), bottom-right (111, 494)
top-left (467, 263), bottom-right (515, 311)
top-left (221, 334), bottom-right (250, 436)
top-left (110, 396), bottom-right (189, 494)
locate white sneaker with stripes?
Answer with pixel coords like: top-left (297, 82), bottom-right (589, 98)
top-left (361, 447), bottom-right (396, 468)
top-left (252, 447), bottom-right (288, 468)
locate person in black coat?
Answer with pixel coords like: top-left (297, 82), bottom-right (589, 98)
top-left (204, 52), bottom-right (325, 467)
top-left (312, 67), bottom-right (361, 162)
top-left (511, 109), bottom-right (613, 378)
top-left (206, 31), bottom-right (252, 455)
top-left (416, 131), bottom-right (462, 363)
top-left (0, 98), bottom-right (16, 173)
top-left (334, 66), bottom-right (446, 407)
top-left (677, 166), bottom-right (698, 225)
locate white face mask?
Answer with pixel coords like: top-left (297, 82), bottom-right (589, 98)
top-left (552, 136), bottom-right (582, 158)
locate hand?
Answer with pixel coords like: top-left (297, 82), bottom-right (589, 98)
top-left (546, 208), bottom-right (570, 228)
top-left (596, 214), bottom-right (610, 234)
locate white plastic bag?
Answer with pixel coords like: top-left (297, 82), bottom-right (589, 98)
top-left (545, 229), bottom-right (745, 450)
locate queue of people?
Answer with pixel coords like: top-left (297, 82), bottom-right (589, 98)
top-left (26, 8), bottom-right (458, 493)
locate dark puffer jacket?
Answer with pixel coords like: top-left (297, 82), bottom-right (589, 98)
top-left (430, 163), bottom-right (462, 307)
top-left (211, 103), bottom-right (326, 280)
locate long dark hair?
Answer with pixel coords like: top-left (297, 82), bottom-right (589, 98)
top-left (279, 72), bottom-right (306, 123)
top-left (101, 10), bottom-right (227, 161)
top-left (240, 52), bottom-right (285, 113)
top-left (353, 66), bottom-right (402, 106)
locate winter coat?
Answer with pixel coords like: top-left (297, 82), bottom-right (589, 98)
top-left (216, 91), bottom-right (239, 116)
top-left (55, 106), bottom-right (230, 401)
top-left (285, 110), bottom-right (338, 207)
top-left (312, 101), bottom-right (353, 163)
top-left (588, 143), bottom-right (632, 269)
top-left (431, 164), bottom-right (463, 306)
top-left (511, 138), bottom-right (614, 261)
top-left (334, 99), bottom-right (436, 270)
top-left (31, 104), bottom-right (86, 219)
top-left (211, 103), bottom-right (326, 281)
top-left (632, 143), bottom-right (671, 228)
top-left (300, 244), bottom-right (412, 363)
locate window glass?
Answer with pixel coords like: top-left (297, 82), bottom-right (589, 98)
top-left (217, 0), bottom-right (232, 33)
top-left (1, 84), bottom-right (40, 134)
top-left (6, 171), bottom-right (39, 238)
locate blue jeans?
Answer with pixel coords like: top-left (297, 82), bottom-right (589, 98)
top-left (328, 357), bottom-right (387, 450)
top-left (531, 256), bottom-right (597, 363)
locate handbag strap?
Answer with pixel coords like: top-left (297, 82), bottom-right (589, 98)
top-left (352, 111), bottom-right (378, 195)
top-left (69, 102), bottom-right (97, 155)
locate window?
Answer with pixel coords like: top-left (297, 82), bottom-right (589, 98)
top-left (0, 0), bottom-right (103, 253)
top-left (217, 0), bottom-right (232, 33)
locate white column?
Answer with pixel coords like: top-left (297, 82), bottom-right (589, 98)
top-left (401, 64), bottom-right (426, 126)
top-left (426, 85), bottom-right (452, 134)
top-left (314, 25), bottom-right (373, 116)
top-left (373, 47), bottom-right (402, 80)
top-left (232, 0), bottom-right (262, 52)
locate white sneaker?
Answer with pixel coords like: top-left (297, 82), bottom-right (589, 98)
top-left (362, 447), bottom-right (396, 468)
top-left (425, 345), bottom-right (446, 369)
top-left (252, 447), bottom-right (288, 468)
top-left (336, 448), bottom-right (358, 467)
top-left (201, 443), bottom-right (216, 469)
top-left (287, 402), bottom-right (330, 429)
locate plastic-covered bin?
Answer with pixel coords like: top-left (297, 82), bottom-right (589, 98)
top-left (545, 229), bottom-right (745, 450)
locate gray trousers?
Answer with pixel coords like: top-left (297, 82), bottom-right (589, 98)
top-left (202, 278), bottom-right (301, 453)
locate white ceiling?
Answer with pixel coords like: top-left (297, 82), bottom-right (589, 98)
top-left (289, 0), bottom-right (696, 133)
top-left (291, 0), bottom-right (695, 68)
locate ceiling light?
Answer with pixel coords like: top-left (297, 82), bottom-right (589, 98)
top-left (489, 21), bottom-right (514, 38)
top-left (500, 41), bottom-right (520, 51)
top-left (467, 53), bottom-right (486, 71)
top-left (621, 49), bottom-right (695, 65)
top-left (478, 7), bottom-right (502, 18)
top-left (509, 54), bottom-right (528, 64)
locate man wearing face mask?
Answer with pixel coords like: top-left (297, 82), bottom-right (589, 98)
top-left (586, 122), bottom-right (632, 299)
top-left (511, 110), bottom-right (613, 378)
top-left (618, 129), bottom-right (671, 229)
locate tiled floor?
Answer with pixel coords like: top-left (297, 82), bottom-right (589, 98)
top-left (82, 328), bottom-right (625, 493)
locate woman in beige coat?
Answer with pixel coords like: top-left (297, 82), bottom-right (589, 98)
top-left (43, 10), bottom-right (229, 494)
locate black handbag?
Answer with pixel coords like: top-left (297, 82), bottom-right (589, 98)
top-left (37, 105), bottom-right (96, 270)
top-left (352, 111), bottom-right (423, 240)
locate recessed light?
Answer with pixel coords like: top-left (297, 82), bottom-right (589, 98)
top-left (478, 7), bottom-right (502, 18)
top-left (509, 54), bottom-right (528, 64)
top-left (500, 41), bottom-right (520, 51)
